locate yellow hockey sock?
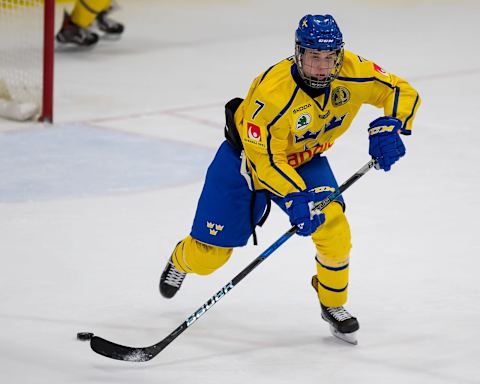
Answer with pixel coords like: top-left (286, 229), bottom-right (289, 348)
top-left (71, 0), bottom-right (111, 28)
top-left (171, 235), bottom-right (233, 276)
top-left (311, 202), bottom-right (352, 307)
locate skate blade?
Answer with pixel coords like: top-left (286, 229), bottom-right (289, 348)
top-left (99, 33), bottom-right (122, 41)
top-left (329, 325), bottom-right (358, 345)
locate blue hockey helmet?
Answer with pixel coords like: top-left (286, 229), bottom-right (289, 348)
top-left (294, 14), bottom-right (345, 88)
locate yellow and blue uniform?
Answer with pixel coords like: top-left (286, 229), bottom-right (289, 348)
top-left (236, 50), bottom-right (420, 197)
top-left (172, 50), bottom-right (420, 307)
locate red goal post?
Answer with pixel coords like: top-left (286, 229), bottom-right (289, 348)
top-left (0, 0), bottom-right (54, 122)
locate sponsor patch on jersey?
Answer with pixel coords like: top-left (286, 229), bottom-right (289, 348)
top-left (245, 122), bottom-right (265, 147)
top-left (373, 63), bottom-right (389, 77)
top-left (331, 86), bottom-right (350, 107)
top-left (296, 113), bottom-right (311, 130)
top-left (293, 103), bottom-right (312, 114)
top-left (287, 142), bottom-right (334, 167)
top-left (247, 122), bottom-right (261, 141)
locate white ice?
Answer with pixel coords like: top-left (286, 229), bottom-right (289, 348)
top-left (1, 0), bottom-right (479, 383)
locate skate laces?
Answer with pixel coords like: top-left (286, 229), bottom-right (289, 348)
top-left (164, 261), bottom-right (186, 287)
top-left (327, 306), bottom-right (352, 322)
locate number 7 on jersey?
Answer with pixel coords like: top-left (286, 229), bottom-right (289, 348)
top-left (252, 99), bottom-right (265, 120)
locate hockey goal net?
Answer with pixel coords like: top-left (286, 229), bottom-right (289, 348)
top-left (0, 0), bottom-right (54, 122)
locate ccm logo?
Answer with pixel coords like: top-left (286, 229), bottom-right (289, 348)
top-left (369, 125), bottom-right (396, 135)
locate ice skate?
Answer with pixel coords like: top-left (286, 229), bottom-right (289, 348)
top-left (159, 255), bottom-right (186, 299)
top-left (311, 275), bottom-right (359, 345)
top-left (56, 11), bottom-right (99, 47)
top-left (321, 304), bottom-right (359, 345)
top-left (96, 10), bottom-right (124, 36)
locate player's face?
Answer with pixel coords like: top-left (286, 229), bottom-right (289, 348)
top-left (301, 49), bottom-right (338, 80)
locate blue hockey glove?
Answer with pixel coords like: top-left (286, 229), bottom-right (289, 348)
top-left (285, 191), bottom-right (325, 236)
top-left (368, 116), bottom-right (406, 172)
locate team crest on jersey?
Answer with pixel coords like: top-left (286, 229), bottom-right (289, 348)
top-left (294, 129), bottom-right (321, 144)
top-left (332, 86), bottom-right (350, 107)
top-left (296, 113), bottom-right (311, 130)
top-left (294, 114), bottom-right (347, 144)
top-left (207, 221), bottom-right (224, 236)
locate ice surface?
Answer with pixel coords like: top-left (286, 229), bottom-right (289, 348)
top-left (0, 0), bottom-right (479, 383)
top-left (0, 123), bottom-right (213, 202)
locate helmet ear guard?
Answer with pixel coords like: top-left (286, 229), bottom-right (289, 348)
top-left (294, 14), bottom-right (345, 88)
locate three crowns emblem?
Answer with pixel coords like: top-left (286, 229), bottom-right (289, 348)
top-left (207, 222), bottom-right (224, 236)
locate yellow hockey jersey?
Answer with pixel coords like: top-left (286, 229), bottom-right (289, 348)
top-left (234, 50), bottom-right (421, 197)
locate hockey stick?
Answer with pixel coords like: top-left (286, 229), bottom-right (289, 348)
top-left (88, 158), bottom-right (377, 362)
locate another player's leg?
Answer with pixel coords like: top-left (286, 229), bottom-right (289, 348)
top-left (95, 5), bottom-right (125, 36)
top-left (311, 201), bottom-right (359, 344)
top-left (56, 9), bottom-right (99, 47)
top-left (56, 0), bottom-right (122, 46)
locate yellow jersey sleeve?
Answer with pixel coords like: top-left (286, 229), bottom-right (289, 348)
top-left (350, 55), bottom-right (421, 134)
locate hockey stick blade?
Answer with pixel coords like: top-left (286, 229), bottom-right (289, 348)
top-left (90, 315), bottom-right (190, 361)
top-left (88, 159), bottom-right (377, 362)
top-left (90, 335), bottom-right (165, 362)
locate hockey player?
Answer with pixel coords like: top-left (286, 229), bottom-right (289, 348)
top-left (56, 0), bottom-right (124, 47)
top-left (160, 14), bottom-right (420, 344)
